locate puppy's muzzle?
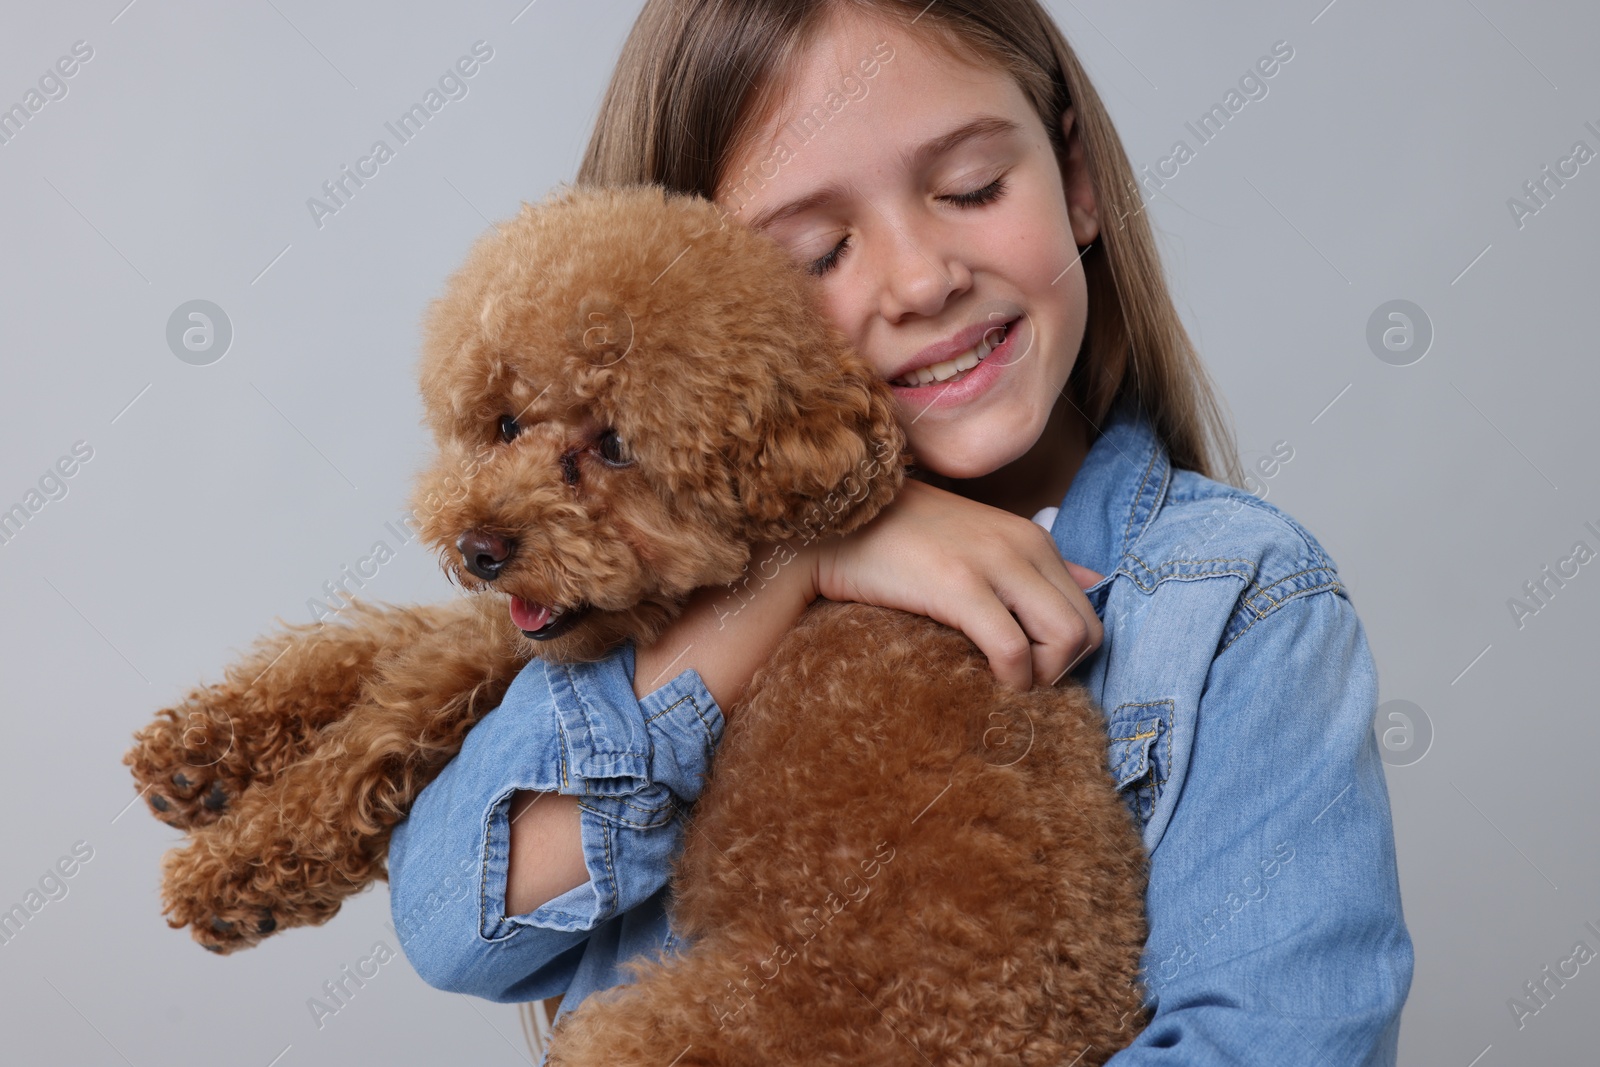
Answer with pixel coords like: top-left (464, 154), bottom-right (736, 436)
top-left (456, 530), bottom-right (516, 582)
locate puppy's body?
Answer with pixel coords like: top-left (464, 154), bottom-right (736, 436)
top-left (551, 598), bottom-right (1149, 1066)
top-left (126, 184), bottom-right (1150, 1062)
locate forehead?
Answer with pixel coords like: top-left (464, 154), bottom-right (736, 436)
top-left (716, 15), bottom-right (1022, 208)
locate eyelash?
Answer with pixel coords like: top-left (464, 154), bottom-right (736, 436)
top-left (805, 176), bottom-right (1010, 278)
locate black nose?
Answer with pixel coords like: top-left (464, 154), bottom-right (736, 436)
top-left (456, 530), bottom-right (516, 581)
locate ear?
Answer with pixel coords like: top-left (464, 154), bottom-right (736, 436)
top-left (729, 351), bottom-right (909, 546)
top-left (1058, 106), bottom-right (1100, 247)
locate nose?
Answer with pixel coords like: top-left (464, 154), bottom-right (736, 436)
top-left (875, 226), bottom-right (971, 323)
top-left (456, 530), bottom-right (517, 581)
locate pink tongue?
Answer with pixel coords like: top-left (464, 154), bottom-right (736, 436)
top-left (510, 597), bottom-right (552, 631)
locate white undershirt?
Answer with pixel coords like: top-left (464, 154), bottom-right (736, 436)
top-left (1031, 505), bottom-right (1059, 532)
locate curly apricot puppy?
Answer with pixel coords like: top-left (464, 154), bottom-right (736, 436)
top-left (126, 184), bottom-right (1150, 1063)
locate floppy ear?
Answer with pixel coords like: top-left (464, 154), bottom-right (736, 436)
top-left (729, 348), bottom-right (910, 546)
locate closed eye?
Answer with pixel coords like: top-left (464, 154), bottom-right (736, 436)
top-left (806, 176), bottom-right (1011, 278)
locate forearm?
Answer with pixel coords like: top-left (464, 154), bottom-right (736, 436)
top-left (633, 540), bottom-right (819, 710)
top-left (505, 791), bottom-right (586, 915)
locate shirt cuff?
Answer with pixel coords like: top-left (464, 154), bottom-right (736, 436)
top-left (482, 641), bottom-right (724, 939)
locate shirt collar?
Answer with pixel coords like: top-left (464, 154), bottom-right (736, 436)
top-left (1048, 397), bottom-right (1171, 606)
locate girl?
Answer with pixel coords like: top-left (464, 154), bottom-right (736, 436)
top-left (388, 2), bottom-right (1414, 1063)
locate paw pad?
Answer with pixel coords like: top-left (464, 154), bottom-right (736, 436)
top-left (202, 782), bottom-right (227, 812)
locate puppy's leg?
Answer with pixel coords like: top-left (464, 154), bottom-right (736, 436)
top-left (160, 596), bottom-right (531, 952)
top-left (124, 598), bottom-right (479, 831)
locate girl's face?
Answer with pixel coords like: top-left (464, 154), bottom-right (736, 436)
top-left (714, 11), bottom-right (1100, 488)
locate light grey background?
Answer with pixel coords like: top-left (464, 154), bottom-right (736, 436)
top-left (1, 1), bottom-right (1594, 1063)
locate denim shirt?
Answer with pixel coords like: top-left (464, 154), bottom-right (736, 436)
top-left (388, 398), bottom-right (1414, 1065)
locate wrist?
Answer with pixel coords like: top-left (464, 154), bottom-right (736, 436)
top-left (785, 538), bottom-right (824, 606)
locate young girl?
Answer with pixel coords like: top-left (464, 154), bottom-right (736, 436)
top-left (387, 2), bottom-right (1414, 1062)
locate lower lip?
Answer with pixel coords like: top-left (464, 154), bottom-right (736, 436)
top-left (888, 319), bottom-right (1021, 411)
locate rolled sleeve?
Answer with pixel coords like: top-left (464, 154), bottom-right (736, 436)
top-left (387, 640), bottom-right (724, 1002)
top-left (1108, 590), bottom-right (1415, 1064)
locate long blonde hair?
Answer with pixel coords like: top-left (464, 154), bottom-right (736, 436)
top-left (524, 0), bottom-right (1243, 1050)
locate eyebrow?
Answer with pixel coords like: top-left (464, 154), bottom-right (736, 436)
top-left (745, 114), bottom-right (1023, 231)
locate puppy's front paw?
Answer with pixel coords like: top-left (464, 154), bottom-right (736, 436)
top-left (159, 798), bottom-right (372, 954)
top-left (125, 687), bottom-right (251, 831)
top-left (160, 838), bottom-right (285, 954)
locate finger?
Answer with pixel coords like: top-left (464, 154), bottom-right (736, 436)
top-left (992, 550), bottom-right (1107, 684)
top-left (1006, 537), bottom-right (1104, 680)
top-left (1063, 561), bottom-right (1105, 591)
top-left (977, 555), bottom-right (1097, 693)
top-left (1031, 563), bottom-right (1104, 651)
top-left (948, 578), bottom-right (1036, 693)
top-left (1005, 576), bottom-right (1100, 689)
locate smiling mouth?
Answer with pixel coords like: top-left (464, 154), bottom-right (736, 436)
top-left (889, 319), bottom-right (1015, 388)
top-left (510, 596), bottom-right (592, 641)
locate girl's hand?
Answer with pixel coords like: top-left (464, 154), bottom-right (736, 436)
top-left (813, 478), bottom-right (1104, 692)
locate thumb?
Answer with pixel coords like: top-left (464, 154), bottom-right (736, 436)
top-left (1064, 561), bottom-right (1105, 591)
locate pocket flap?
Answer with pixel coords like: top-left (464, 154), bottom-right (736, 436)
top-left (1107, 715), bottom-right (1162, 789)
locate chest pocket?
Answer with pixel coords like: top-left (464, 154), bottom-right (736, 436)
top-left (1106, 699), bottom-right (1174, 829)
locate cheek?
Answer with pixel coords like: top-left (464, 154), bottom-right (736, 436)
top-left (993, 199), bottom-right (1078, 286)
top-left (819, 291), bottom-right (860, 346)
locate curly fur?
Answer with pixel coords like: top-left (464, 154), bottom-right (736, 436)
top-left (124, 184), bottom-right (1150, 1061)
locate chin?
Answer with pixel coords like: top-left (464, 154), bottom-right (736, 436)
top-left (914, 433), bottom-right (1037, 483)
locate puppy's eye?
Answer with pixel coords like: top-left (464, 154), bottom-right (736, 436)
top-left (498, 415), bottom-right (521, 443)
top-left (596, 428), bottom-right (629, 465)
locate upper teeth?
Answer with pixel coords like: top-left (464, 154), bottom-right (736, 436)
top-left (892, 324), bottom-right (1008, 387)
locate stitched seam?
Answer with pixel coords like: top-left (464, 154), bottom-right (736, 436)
top-left (559, 661), bottom-right (599, 755)
top-left (1222, 581), bottom-right (1344, 653)
top-left (578, 796), bottom-right (672, 829)
top-left (1160, 705), bottom-right (1172, 786)
top-left (1121, 445), bottom-right (1162, 556)
top-left (557, 714), bottom-right (569, 792)
top-left (1117, 553), bottom-right (1255, 595)
top-left (1109, 728), bottom-right (1157, 742)
top-left (1126, 552), bottom-right (1257, 569)
top-left (1124, 569), bottom-right (1254, 594)
top-left (479, 806), bottom-right (494, 936)
top-left (685, 696), bottom-right (717, 742)
top-left (644, 692), bottom-right (694, 725)
top-left (598, 812), bottom-right (615, 913)
top-left (1241, 567), bottom-right (1343, 615)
